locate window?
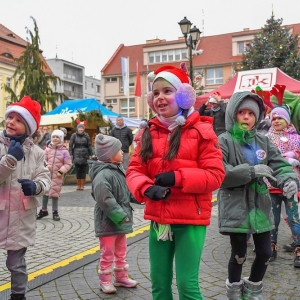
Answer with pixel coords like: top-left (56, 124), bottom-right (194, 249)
top-left (1, 52), bottom-right (13, 59)
top-left (106, 77), bottom-right (117, 83)
top-left (107, 99), bottom-right (117, 105)
top-left (120, 98), bottom-right (135, 115)
top-left (91, 83), bottom-right (94, 88)
top-left (120, 76), bottom-right (135, 92)
top-left (85, 81), bottom-right (87, 89)
top-left (6, 77), bottom-right (11, 88)
top-left (96, 85), bottom-right (100, 93)
top-left (206, 68), bottom-right (223, 85)
top-left (148, 49), bottom-right (187, 64)
top-left (237, 41), bottom-right (250, 55)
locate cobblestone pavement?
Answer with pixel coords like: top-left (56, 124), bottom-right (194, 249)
top-left (1, 183), bottom-right (300, 299)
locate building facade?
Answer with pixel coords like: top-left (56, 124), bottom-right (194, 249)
top-left (101, 23), bottom-right (300, 117)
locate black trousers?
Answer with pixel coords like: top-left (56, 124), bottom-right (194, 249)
top-left (228, 231), bottom-right (271, 283)
top-left (75, 164), bottom-right (87, 179)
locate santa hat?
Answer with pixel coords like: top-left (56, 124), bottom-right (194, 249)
top-left (147, 64), bottom-right (196, 113)
top-left (51, 129), bottom-right (64, 144)
top-left (5, 95), bottom-right (41, 136)
top-left (270, 106), bottom-right (291, 125)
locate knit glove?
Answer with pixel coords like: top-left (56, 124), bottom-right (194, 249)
top-left (144, 186), bottom-right (171, 201)
top-left (253, 165), bottom-right (276, 182)
top-left (7, 140), bottom-right (24, 161)
top-left (18, 179), bottom-right (36, 196)
top-left (154, 172), bottom-right (175, 187)
top-left (283, 181), bottom-right (298, 200)
top-left (283, 151), bottom-right (296, 158)
top-left (287, 158), bottom-right (300, 167)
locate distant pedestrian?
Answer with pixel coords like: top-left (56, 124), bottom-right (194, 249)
top-left (126, 64), bottom-right (225, 300)
top-left (217, 91), bottom-right (298, 299)
top-left (265, 105), bottom-right (300, 266)
top-left (133, 119), bottom-right (148, 149)
top-left (69, 123), bottom-right (93, 190)
top-left (88, 134), bottom-right (138, 294)
top-left (38, 126), bottom-right (51, 149)
top-left (0, 96), bottom-right (51, 300)
top-left (110, 116), bottom-right (133, 170)
top-left (37, 129), bottom-right (72, 221)
top-left (199, 91), bottom-right (227, 136)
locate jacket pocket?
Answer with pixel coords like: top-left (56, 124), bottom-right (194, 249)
top-left (22, 197), bottom-right (40, 210)
top-left (218, 189), bottom-right (245, 221)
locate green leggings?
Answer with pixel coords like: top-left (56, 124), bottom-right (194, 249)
top-left (149, 222), bottom-right (207, 300)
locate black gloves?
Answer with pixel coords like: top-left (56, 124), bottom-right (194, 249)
top-left (8, 140), bottom-right (24, 161)
top-left (144, 186), bottom-right (171, 201)
top-left (18, 179), bottom-right (36, 196)
top-left (154, 172), bottom-right (175, 187)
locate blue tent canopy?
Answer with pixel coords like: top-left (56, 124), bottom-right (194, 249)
top-left (41, 98), bottom-right (141, 127)
top-left (44, 98), bottom-right (119, 117)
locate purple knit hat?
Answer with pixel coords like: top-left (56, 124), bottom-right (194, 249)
top-left (270, 106), bottom-right (291, 125)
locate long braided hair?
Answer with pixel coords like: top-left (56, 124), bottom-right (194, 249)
top-left (139, 109), bottom-right (189, 163)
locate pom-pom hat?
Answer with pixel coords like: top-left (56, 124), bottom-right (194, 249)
top-left (5, 95), bottom-right (41, 136)
top-left (147, 64), bottom-right (196, 113)
top-left (270, 106), bottom-right (291, 125)
top-left (51, 129), bottom-right (64, 144)
top-left (95, 134), bottom-right (122, 161)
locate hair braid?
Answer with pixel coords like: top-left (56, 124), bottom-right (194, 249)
top-left (139, 126), bottom-right (153, 163)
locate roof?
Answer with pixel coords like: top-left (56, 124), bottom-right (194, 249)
top-left (0, 24), bottom-right (53, 75)
top-left (101, 23), bottom-right (300, 76)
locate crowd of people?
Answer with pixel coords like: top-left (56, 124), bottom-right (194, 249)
top-left (1, 65), bottom-right (300, 300)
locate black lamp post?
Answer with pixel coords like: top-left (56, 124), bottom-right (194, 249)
top-left (178, 16), bottom-right (201, 86)
top-left (102, 101), bottom-right (107, 108)
top-left (108, 104), bottom-right (113, 111)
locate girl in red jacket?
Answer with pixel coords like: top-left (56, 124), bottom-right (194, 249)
top-left (126, 64), bottom-right (225, 300)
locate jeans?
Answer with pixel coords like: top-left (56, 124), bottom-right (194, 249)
top-left (6, 248), bottom-right (28, 294)
top-left (270, 193), bottom-right (300, 246)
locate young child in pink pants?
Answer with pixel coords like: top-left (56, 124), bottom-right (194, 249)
top-left (88, 134), bottom-right (138, 294)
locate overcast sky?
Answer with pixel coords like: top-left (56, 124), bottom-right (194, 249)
top-left (1, 0), bottom-right (299, 79)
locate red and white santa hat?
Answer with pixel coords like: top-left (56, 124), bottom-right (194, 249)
top-left (147, 64), bottom-right (196, 112)
top-left (5, 95), bottom-right (41, 136)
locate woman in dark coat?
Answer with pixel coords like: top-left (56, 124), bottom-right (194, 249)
top-left (69, 124), bottom-right (93, 190)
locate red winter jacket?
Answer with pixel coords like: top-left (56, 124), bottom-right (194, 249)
top-left (126, 111), bottom-right (225, 226)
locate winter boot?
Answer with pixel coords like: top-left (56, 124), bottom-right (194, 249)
top-left (98, 269), bottom-right (116, 294)
top-left (283, 241), bottom-right (297, 252)
top-left (80, 179), bottom-right (85, 190)
top-left (9, 294), bottom-right (26, 300)
top-left (269, 242), bottom-right (278, 262)
top-left (36, 209), bottom-right (48, 220)
top-left (225, 279), bottom-right (243, 300)
top-left (294, 246), bottom-right (300, 268)
top-left (243, 277), bottom-right (264, 300)
top-left (52, 210), bottom-right (60, 221)
top-left (76, 179), bottom-right (81, 190)
top-left (113, 264), bottom-right (138, 287)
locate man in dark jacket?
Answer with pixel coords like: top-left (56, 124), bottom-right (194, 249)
top-left (199, 92), bottom-right (227, 136)
top-left (110, 116), bottom-right (133, 170)
top-left (38, 126), bottom-right (51, 149)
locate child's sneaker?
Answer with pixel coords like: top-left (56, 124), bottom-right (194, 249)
top-left (294, 247), bottom-right (300, 268)
top-left (52, 211), bottom-right (60, 221)
top-left (36, 209), bottom-right (48, 219)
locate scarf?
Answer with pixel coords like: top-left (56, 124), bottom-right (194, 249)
top-left (3, 130), bottom-right (28, 144)
top-left (211, 106), bottom-right (221, 112)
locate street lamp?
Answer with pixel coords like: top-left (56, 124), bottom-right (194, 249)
top-left (108, 104), bottom-right (113, 111)
top-left (178, 16), bottom-right (201, 86)
top-left (102, 101), bottom-right (107, 108)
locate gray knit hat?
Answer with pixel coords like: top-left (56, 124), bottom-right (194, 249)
top-left (77, 124), bottom-right (85, 130)
top-left (237, 97), bottom-right (260, 120)
top-left (95, 134), bottom-right (122, 161)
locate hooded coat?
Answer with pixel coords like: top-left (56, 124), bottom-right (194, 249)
top-left (88, 160), bottom-right (134, 237)
top-left (69, 130), bottom-right (93, 165)
top-left (126, 112), bottom-right (225, 226)
top-left (0, 131), bottom-right (51, 250)
top-left (44, 143), bottom-right (72, 198)
top-left (217, 91), bottom-right (299, 234)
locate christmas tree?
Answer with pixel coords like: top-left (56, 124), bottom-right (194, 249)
top-left (240, 14), bottom-right (300, 80)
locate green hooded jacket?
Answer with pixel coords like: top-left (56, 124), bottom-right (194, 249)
top-left (217, 91), bottom-right (298, 234)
